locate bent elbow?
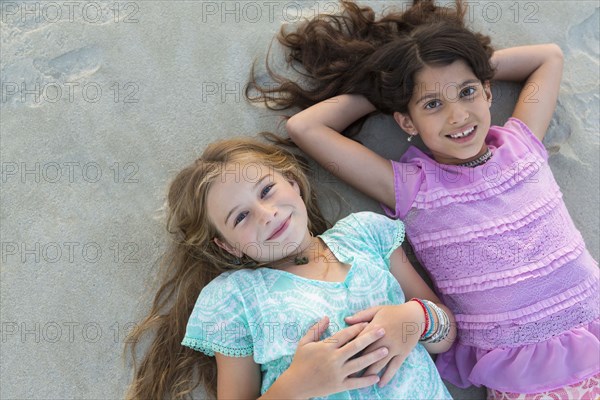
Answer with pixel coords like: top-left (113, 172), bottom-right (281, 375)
top-left (285, 115), bottom-right (306, 143)
top-left (548, 43), bottom-right (564, 62)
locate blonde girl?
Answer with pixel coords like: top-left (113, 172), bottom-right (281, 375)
top-left (125, 138), bottom-right (457, 399)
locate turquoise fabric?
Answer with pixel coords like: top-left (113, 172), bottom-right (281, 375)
top-left (182, 212), bottom-right (451, 399)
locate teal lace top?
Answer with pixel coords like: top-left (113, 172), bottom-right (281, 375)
top-left (182, 212), bottom-right (451, 399)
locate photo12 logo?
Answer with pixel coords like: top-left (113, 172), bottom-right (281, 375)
top-left (1, 241), bottom-right (141, 264)
top-left (1, 81), bottom-right (140, 106)
top-left (1, 161), bottom-right (140, 184)
top-left (0, 2), bottom-right (140, 24)
top-left (198, 1), bottom-right (342, 24)
top-left (1, 321), bottom-right (139, 344)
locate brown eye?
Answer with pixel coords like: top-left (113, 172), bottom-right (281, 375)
top-left (461, 87), bottom-right (476, 97)
top-left (424, 99), bottom-right (441, 110)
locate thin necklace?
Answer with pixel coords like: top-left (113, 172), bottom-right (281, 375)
top-left (294, 236), bottom-right (325, 265)
top-left (457, 147), bottom-right (493, 168)
top-left (294, 255), bottom-right (309, 265)
top-left (272, 237), bottom-right (321, 268)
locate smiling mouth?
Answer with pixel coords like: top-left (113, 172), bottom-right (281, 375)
top-left (446, 126), bottom-right (476, 140)
top-left (267, 216), bottom-right (291, 241)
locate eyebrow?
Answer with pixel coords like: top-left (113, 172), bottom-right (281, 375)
top-left (414, 79), bottom-right (481, 105)
top-left (224, 174), bottom-right (271, 225)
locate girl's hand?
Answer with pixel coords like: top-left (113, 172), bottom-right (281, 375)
top-left (272, 316), bottom-right (389, 399)
top-left (344, 302), bottom-right (423, 387)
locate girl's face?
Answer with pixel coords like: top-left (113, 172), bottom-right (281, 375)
top-left (394, 59), bottom-right (493, 165)
top-left (206, 163), bottom-right (312, 263)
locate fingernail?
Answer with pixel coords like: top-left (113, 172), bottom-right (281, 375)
top-left (376, 328), bottom-right (385, 336)
top-left (380, 347), bottom-right (388, 356)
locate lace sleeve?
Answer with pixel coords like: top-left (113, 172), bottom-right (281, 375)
top-left (181, 273), bottom-right (253, 357)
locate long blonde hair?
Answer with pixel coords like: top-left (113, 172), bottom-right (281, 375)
top-left (125, 137), bottom-right (330, 399)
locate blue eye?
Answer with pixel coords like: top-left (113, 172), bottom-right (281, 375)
top-left (424, 99), bottom-right (441, 110)
top-left (461, 87), bottom-right (476, 97)
top-left (261, 183), bottom-right (275, 198)
top-left (234, 211), bottom-right (248, 227)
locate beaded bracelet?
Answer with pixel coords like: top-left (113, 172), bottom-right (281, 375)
top-left (434, 302), bottom-right (450, 342)
top-left (422, 300), bottom-right (442, 343)
top-left (421, 300), bottom-right (436, 339)
top-left (409, 298), bottom-right (431, 338)
top-left (421, 300), bottom-right (451, 344)
top-left (438, 309), bottom-right (450, 342)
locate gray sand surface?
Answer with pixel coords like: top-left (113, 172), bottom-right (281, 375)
top-left (1, 1), bottom-right (598, 398)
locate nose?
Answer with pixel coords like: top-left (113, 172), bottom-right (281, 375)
top-left (256, 202), bottom-right (277, 225)
top-left (447, 102), bottom-right (469, 125)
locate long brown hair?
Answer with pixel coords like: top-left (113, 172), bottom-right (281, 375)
top-left (247, 0), bottom-right (495, 133)
top-left (125, 137), bottom-right (330, 399)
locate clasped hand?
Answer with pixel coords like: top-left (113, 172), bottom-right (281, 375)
top-left (344, 303), bottom-right (422, 387)
top-left (282, 316), bottom-right (389, 398)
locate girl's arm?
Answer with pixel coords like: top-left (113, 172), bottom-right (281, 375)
top-left (286, 95), bottom-right (396, 211)
top-left (388, 247), bottom-right (456, 354)
top-left (345, 247), bottom-right (457, 387)
top-left (215, 353), bottom-right (262, 399)
top-left (214, 317), bottom-right (390, 399)
top-left (491, 44), bottom-right (564, 141)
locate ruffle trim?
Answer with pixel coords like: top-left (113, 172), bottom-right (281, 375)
top-left (181, 337), bottom-right (253, 358)
top-left (437, 319), bottom-right (600, 393)
top-left (437, 236), bottom-right (587, 294)
top-left (411, 188), bottom-right (561, 249)
top-left (455, 274), bottom-right (599, 326)
top-left (385, 219), bottom-right (406, 260)
top-left (413, 152), bottom-right (545, 209)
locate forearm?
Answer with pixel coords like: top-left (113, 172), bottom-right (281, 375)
top-left (284, 94), bottom-right (396, 208)
top-left (259, 370), bottom-right (306, 400)
top-left (287, 94), bottom-right (376, 138)
top-left (491, 44), bottom-right (563, 83)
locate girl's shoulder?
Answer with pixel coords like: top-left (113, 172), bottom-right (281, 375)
top-left (183, 269), bottom-right (258, 358)
top-left (489, 117), bottom-right (548, 161)
top-left (199, 268), bottom-right (265, 304)
top-left (325, 211), bottom-right (404, 238)
top-left (334, 211), bottom-right (401, 227)
top-left (205, 269), bottom-right (243, 289)
top-left (322, 212), bottom-right (405, 261)
top-left (186, 269), bottom-right (267, 330)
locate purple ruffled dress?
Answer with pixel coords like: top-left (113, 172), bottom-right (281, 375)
top-left (382, 118), bottom-right (600, 393)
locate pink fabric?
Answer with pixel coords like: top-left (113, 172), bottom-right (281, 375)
top-left (385, 118), bottom-right (600, 392)
top-left (487, 372), bottom-right (600, 399)
top-left (438, 320), bottom-right (600, 393)
top-left (387, 119), bottom-right (548, 221)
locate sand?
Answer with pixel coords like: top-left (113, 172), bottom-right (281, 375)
top-left (1, 1), bottom-right (598, 398)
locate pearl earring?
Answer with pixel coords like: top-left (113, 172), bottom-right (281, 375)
top-left (407, 132), bottom-right (418, 142)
